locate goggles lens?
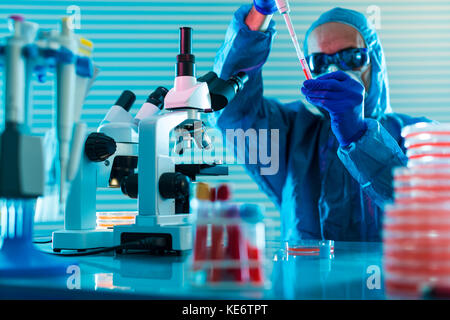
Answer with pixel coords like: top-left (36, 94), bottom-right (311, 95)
top-left (306, 48), bottom-right (370, 76)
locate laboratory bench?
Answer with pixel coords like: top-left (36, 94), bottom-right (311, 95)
top-left (0, 222), bottom-right (387, 300)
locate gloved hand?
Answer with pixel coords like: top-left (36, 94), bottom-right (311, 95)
top-left (253, 0), bottom-right (278, 15)
top-left (301, 70), bottom-right (368, 146)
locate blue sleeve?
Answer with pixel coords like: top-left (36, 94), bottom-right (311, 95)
top-left (337, 116), bottom-right (431, 208)
top-left (212, 4), bottom-right (276, 127)
top-left (210, 4), bottom-right (295, 206)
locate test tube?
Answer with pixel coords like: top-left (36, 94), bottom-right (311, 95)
top-left (275, 0), bottom-right (313, 80)
top-left (192, 183), bottom-right (210, 271)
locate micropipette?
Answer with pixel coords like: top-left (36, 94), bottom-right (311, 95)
top-left (275, 0), bottom-right (313, 80)
top-left (56, 16), bottom-right (78, 211)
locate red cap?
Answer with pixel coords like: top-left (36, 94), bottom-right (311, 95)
top-left (209, 187), bottom-right (217, 202)
top-left (217, 184), bottom-right (231, 201)
top-left (9, 15), bottom-right (24, 22)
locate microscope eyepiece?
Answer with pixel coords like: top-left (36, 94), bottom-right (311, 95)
top-left (114, 90), bottom-right (136, 112)
top-left (176, 27), bottom-right (195, 77)
top-left (180, 27), bottom-right (192, 54)
top-left (198, 71), bottom-right (249, 112)
top-left (146, 86), bottom-right (169, 110)
top-left (197, 71), bottom-right (218, 85)
top-left (228, 71), bottom-right (249, 93)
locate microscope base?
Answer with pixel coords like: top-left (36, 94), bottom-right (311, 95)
top-left (113, 224), bottom-right (192, 255)
top-left (52, 229), bottom-right (114, 252)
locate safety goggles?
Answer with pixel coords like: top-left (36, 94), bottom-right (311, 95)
top-left (306, 48), bottom-right (370, 76)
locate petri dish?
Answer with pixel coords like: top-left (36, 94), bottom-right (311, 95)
top-left (384, 221), bottom-right (450, 233)
top-left (384, 260), bottom-right (450, 277)
top-left (96, 211), bottom-right (137, 229)
top-left (404, 130), bottom-right (450, 149)
top-left (384, 248), bottom-right (450, 262)
top-left (384, 236), bottom-right (450, 247)
top-left (395, 195), bottom-right (450, 205)
top-left (383, 272), bottom-right (447, 298)
top-left (394, 166), bottom-right (450, 181)
top-left (407, 146), bottom-right (450, 160)
top-left (403, 163), bottom-right (450, 171)
top-left (408, 157), bottom-right (450, 167)
top-left (285, 240), bottom-right (334, 258)
top-left (402, 122), bottom-right (450, 139)
top-left (406, 138), bottom-right (450, 148)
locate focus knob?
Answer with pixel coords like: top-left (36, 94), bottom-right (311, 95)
top-left (85, 132), bottom-right (117, 162)
top-left (159, 172), bottom-right (190, 201)
top-left (121, 173), bottom-right (138, 199)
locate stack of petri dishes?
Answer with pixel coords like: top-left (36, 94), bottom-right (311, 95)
top-left (96, 211), bottom-right (137, 229)
top-left (384, 122), bottom-right (450, 297)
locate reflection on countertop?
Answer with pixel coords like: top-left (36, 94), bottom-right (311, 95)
top-left (0, 240), bottom-right (386, 300)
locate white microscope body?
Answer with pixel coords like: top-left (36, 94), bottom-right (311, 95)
top-left (113, 27), bottom-right (219, 254)
top-left (113, 111), bottom-right (196, 253)
top-left (53, 26), bottom-right (247, 254)
top-left (113, 27), bottom-right (248, 254)
top-left (52, 91), bottom-right (139, 251)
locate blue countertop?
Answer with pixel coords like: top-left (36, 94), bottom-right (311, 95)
top-left (0, 240), bottom-right (386, 300)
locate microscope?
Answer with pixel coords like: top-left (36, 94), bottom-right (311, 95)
top-left (52, 83), bottom-right (170, 251)
top-left (113, 27), bottom-right (248, 255)
top-left (52, 88), bottom-right (167, 251)
top-left (52, 27), bottom-right (247, 254)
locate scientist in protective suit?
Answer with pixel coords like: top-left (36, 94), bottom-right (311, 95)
top-left (211, 1), bottom-right (430, 241)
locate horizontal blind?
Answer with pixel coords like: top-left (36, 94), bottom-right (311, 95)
top-left (1, 0), bottom-right (449, 240)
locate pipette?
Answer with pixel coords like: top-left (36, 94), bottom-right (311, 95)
top-left (275, 0), bottom-right (313, 80)
top-left (56, 16), bottom-right (77, 211)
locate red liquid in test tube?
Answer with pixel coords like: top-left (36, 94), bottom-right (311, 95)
top-left (192, 183), bottom-right (210, 270)
top-left (218, 185), bottom-right (249, 283)
top-left (209, 187), bottom-right (225, 282)
top-left (247, 242), bottom-right (263, 284)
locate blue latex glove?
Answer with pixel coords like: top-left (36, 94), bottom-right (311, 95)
top-left (253, 0), bottom-right (278, 15)
top-left (301, 70), bottom-right (368, 146)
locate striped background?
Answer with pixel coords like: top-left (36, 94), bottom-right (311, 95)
top-left (1, 0), bottom-right (449, 240)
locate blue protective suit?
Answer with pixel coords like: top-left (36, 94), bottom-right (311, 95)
top-left (211, 5), bottom-right (430, 241)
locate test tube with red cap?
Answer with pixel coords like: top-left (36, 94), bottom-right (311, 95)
top-left (209, 186), bottom-right (225, 282)
top-left (191, 182), bottom-right (210, 270)
top-left (218, 184), bottom-right (249, 283)
top-left (240, 204), bottom-right (265, 285)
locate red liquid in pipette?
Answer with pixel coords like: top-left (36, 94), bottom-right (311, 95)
top-left (300, 59), bottom-right (313, 80)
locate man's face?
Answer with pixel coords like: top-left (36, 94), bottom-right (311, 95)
top-left (307, 22), bottom-right (371, 92)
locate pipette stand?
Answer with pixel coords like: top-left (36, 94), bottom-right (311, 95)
top-left (0, 15), bottom-right (72, 276)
